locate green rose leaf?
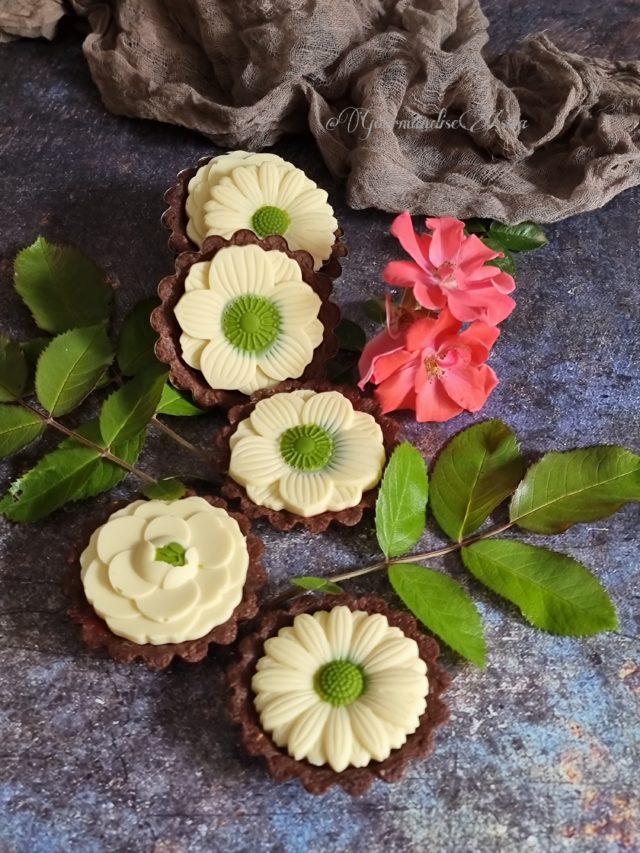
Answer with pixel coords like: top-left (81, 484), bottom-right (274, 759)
top-left (482, 237), bottom-right (516, 275)
top-left (116, 298), bottom-right (160, 376)
top-left (291, 576), bottom-right (345, 595)
top-left (35, 325), bottom-right (114, 416)
top-left (0, 405), bottom-right (45, 458)
top-left (489, 221), bottom-right (548, 252)
top-left (57, 420), bottom-right (146, 499)
top-left (156, 384), bottom-right (205, 417)
top-left (364, 298), bottom-right (386, 323)
top-left (0, 334), bottom-right (28, 402)
top-left (430, 420), bottom-right (526, 541)
top-left (510, 446), bottom-right (640, 534)
top-left (14, 237), bottom-right (112, 334)
top-left (388, 563), bottom-right (486, 666)
top-left (375, 442), bottom-right (429, 558)
top-left (462, 539), bottom-right (618, 636)
top-left (142, 478), bottom-right (187, 501)
top-left (335, 319), bottom-right (366, 353)
top-left (99, 365), bottom-right (167, 446)
top-left (0, 445), bottom-right (103, 522)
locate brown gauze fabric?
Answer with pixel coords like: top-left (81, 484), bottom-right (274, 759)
top-left (3, 0), bottom-right (640, 222)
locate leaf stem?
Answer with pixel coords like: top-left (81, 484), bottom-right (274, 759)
top-left (151, 416), bottom-right (217, 468)
top-left (17, 399), bottom-right (157, 484)
top-left (301, 521), bottom-right (516, 586)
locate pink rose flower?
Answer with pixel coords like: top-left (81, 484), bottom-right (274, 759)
top-left (359, 307), bottom-right (500, 422)
top-left (383, 213), bottom-right (516, 326)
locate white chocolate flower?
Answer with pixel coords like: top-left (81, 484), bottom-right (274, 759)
top-left (80, 497), bottom-right (250, 645)
top-left (174, 245), bottom-right (324, 395)
top-left (228, 389), bottom-right (386, 516)
top-left (186, 151), bottom-right (338, 270)
top-left (186, 151), bottom-right (292, 248)
top-left (252, 606), bottom-right (429, 772)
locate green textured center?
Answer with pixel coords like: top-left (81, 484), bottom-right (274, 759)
top-left (222, 295), bottom-right (281, 353)
top-left (280, 424), bottom-right (334, 471)
top-left (315, 660), bottom-right (366, 707)
top-left (155, 541), bottom-right (187, 567)
top-left (251, 205), bottom-right (291, 238)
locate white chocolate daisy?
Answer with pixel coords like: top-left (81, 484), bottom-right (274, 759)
top-left (186, 151), bottom-right (338, 270)
top-left (80, 497), bottom-right (250, 645)
top-left (252, 606), bottom-right (429, 772)
top-left (174, 245), bottom-right (324, 395)
top-left (228, 389), bottom-right (386, 516)
top-left (186, 151), bottom-right (291, 248)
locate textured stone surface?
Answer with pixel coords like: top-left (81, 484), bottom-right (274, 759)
top-left (0, 10), bottom-right (639, 853)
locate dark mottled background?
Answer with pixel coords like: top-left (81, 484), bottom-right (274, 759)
top-left (0, 4), bottom-right (639, 852)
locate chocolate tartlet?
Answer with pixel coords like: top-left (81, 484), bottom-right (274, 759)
top-left (65, 495), bottom-right (266, 671)
top-left (151, 232), bottom-right (341, 410)
top-left (226, 594), bottom-right (450, 795)
top-left (161, 155), bottom-right (348, 280)
top-left (214, 381), bottom-right (401, 532)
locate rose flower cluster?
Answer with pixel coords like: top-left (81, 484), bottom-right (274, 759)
top-left (358, 214), bottom-right (516, 422)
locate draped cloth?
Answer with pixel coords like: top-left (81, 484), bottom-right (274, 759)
top-left (3, 0), bottom-right (640, 222)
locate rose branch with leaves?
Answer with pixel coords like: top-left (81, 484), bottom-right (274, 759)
top-left (0, 235), bottom-right (638, 669)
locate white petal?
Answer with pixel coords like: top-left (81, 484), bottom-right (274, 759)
top-left (186, 512), bottom-right (238, 568)
top-left (245, 481), bottom-right (285, 511)
top-left (361, 636), bottom-right (421, 673)
top-left (249, 393), bottom-right (305, 437)
top-left (136, 581), bottom-right (200, 623)
top-left (207, 244), bottom-right (275, 299)
top-left (108, 550), bottom-right (157, 599)
top-left (132, 497), bottom-right (213, 519)
top-left (348, 702), bottom-right (392, 763)
top-left (349, 613), bottom-right (390, 663)
top-left (174, 290), bottom-right (224, 340)
top-left (286, 702), bottom-right (331, 761)
top-left (252, 667), bottom-right (310, 694)
top-left (258, 691), bottom-right (318, 731)
top-left (359, 692), bottom-right (420, 729)
top-left (278, 470), bottom-right (333, 516)
top-left (203, 209), bottom-right (251, 238)
top-left (275, 168), bottom-right (315, 210)
top-left (328, 432), bottom-right (386, 486)
top-left (199, 338), bottom-right (258, 392)
top-left (271, 281), bottom-right (322, 330)
top-left (323, 707), bottom-right (353, 772)
top-left (179, 333), bottom-right (207, 369)
top-left (229, 434), bottom-right (287, 486)
top-left (162, 563), bottom-right (197, 589)
top-left (301, 391), bottom-right (354, 432)
top-left (193, 566), bottom-right (229, 601)
top-left (206, 180), bottom-right (255, 218)
top-left (255, 162), bottom-right (283, 204)
top-left (257, 332), bottom-right (315, 381)
top-left (326, 481), bottom-right (363, 512)
top-left (268, 250), bottom-right (304, 285)
top-left (292, 612), bottom-right (332, 662)
top-left (82, 560), bottom-right (138, 619)
top-left (107, 609), bottom-right (201, 646)
top-left (367, 670), bottom-right (429, 696)
top-left (263, 635), bottom-right (319, 671)
top-left (144, 516), bottom-right (190, 547)
top-left (184, 261), bottom-right (210, 292)
top-left (228, 165), bottom-right (266, 207)
top-left (96, 516), bottom-right (146, 564)
top-left (325, 605), bottom-right (353, 659)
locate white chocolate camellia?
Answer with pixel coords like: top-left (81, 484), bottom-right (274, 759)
top-left (174, 244), bottom-right (324, 395)
top-left (185, 150), bottom-right (338, 270)
top-left (80, 497), bottom-right (250, 645)
top-left (228, 389), bottom-right (386, 517)
top-left (252, 606), bottom-right (429, 772)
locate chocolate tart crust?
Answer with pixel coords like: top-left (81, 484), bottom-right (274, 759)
top-left (65, 494), bottom-right (267, 671)
top-left (213, 380), bottom-right (402, 532)
top-left (150, 231), bottom-right (341, 410)
top-left (161, 156), bottom-right (348, 280)
top-left (226, 594), bottom-right (451, 795)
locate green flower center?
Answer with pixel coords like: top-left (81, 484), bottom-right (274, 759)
top-left (251, 205), bottom-right (291, 239)
top-left (279, 424), bottom-right (334, 471)
top-left (155, 541), bottom-right (187, 567)
top-left (222, 295), bottom-right (281, 353)
top-left (315, 660), bottom-right (366, 707)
